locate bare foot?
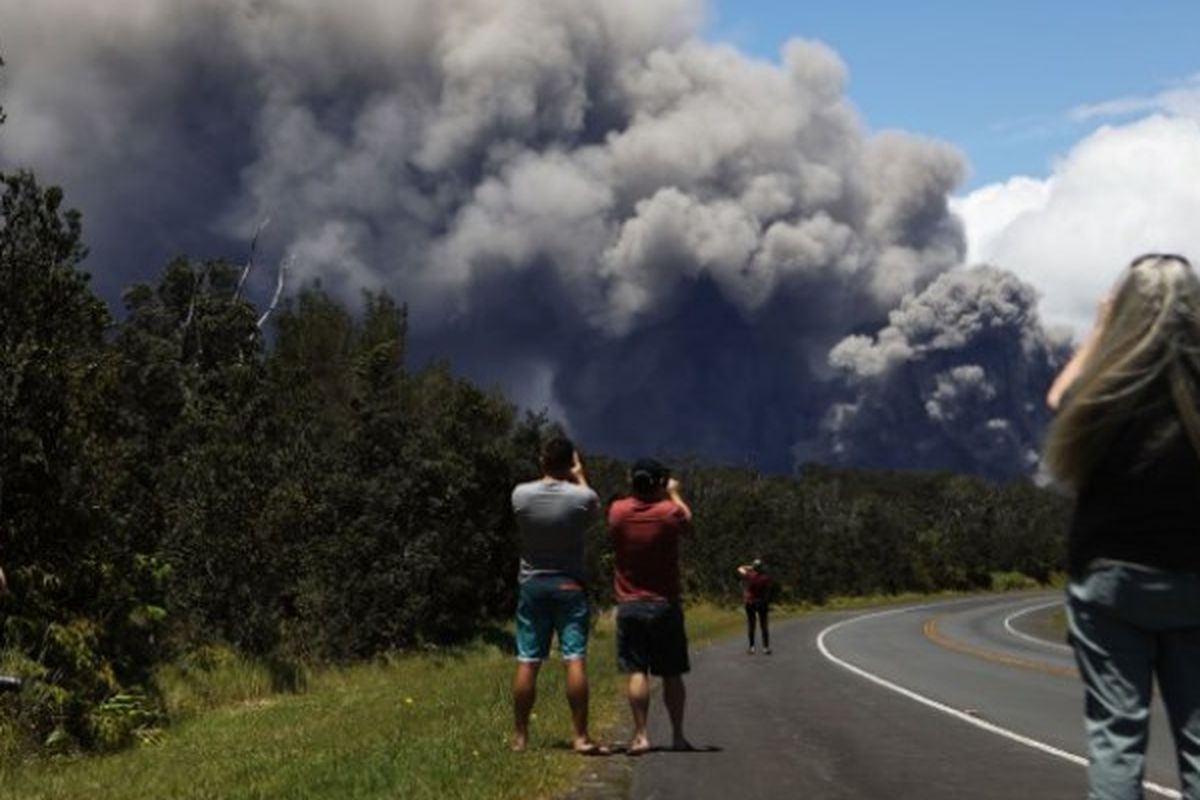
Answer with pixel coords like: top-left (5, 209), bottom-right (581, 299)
top-left (628, 735), bottom-right (651, 756)
top-left (573, 738), bottom-right (611, 756)
top-left (511, 733), bottom-right (528, 753)
top-left (671, 737), bottom-right (696, 752)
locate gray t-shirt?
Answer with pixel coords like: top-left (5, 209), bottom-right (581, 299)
top-left (512, 479), bottom-right (599, 583)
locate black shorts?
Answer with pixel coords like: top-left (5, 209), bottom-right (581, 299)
top-left (616, 601), bottom-right (690, 676)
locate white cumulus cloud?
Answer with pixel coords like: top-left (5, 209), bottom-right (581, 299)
top-left (954, 110), bottom-right (1200, 338)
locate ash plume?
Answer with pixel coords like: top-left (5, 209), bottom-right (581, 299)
top-left (816, 266), bottom-right (1070, 476)
top-left (0, 0), bottom-right (1060, 476)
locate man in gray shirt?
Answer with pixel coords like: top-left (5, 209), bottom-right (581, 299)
top-left (510, 436), bottom-right (605, 754)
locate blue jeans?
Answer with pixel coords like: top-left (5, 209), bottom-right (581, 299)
top-left (1067, 562), bottom-right (1200, 799)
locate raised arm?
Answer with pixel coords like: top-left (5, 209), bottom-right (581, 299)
top-left (570, 450), bottom-right (591, 490)
top-left (666, 477), bottom-right (692, 521)
top-left (1047, 296), bottom-right (1112, 410)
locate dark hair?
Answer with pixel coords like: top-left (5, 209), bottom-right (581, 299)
top-left (541, 436), bottom-right (576, 475)
top-left (630, 458), bottom-right (669, 495)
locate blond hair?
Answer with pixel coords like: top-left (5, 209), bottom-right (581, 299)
top-left (1044, 254), bottom-right (1200, 488)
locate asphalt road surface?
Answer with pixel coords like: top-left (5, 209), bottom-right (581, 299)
top-left (628, 593), bottom-right (1186, 800)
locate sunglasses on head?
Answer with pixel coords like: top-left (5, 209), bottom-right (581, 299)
top-left (1131, 253), bottom-right (1192, 269)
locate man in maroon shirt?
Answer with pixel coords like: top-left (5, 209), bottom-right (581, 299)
top-left (608, 458), bottom-right (694, 754)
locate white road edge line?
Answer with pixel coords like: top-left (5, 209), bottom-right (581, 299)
top-left (1003, 600), bottom-right (1074, 653)
top-left (815, 603), bottom-right (1182, 800)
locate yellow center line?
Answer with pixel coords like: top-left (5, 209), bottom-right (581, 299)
top-left (923, 615), bottom-right (1079, 680)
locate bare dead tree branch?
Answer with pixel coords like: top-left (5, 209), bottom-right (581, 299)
top-left (179, 260), bottom-right (215, 337)
top-left (255, 255), bottom-right (292, 332)
top-left (234, 217), bottom-right (271, 302)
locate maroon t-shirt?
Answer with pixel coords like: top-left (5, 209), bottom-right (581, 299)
top-left (608, 496), bottom-right (691, 603)
top-left (743, 571), bottom-right (771, 604)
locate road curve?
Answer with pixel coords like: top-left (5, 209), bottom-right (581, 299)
top-left (628, 593), bottom-right (1185, 800)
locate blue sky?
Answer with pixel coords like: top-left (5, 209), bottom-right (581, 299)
top-left (708, 0), bottom-right (1200, 189)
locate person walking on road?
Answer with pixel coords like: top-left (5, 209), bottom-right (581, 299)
top-left (608, 458), bottom-right (694, 755)
top-left (736, 559), bottom-right (772, 655)
top-left (510, 437), bottom-right (607, 755)
top-left (1045, 253), bottom-right (1200, 800)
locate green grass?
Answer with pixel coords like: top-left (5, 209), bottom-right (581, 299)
top-left (0, 604), bottom-right (748, 800)
top-left (154, 645), bottom-right (307, 720)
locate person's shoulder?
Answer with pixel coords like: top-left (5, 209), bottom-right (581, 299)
top-left (609, 495), bottom-right (633, 511)
top-left (512, 480), bottom-right (541, 504)
top-left (564, 482), bottom-right (599, 502)
top-left (664, 500), bottom-right (690, 522)
top-left (643, 499), bottom-right (689, 525)
top-left (608, 495), bottom-right (636, 518)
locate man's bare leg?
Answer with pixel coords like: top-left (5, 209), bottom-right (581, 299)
top-left (627, 671), bottom-right (652, 754)
top-left (662, 675), bottom-right (692, 750)
top-left (564, 658), bottom-right (605, 753)
top-left (512, 660), bottom-right (541, 751)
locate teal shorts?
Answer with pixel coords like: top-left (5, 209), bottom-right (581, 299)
top-left (515, 575), bottom-right (590, 662)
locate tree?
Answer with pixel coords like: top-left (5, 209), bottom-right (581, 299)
top-left (0, 164), bottom-right (170, 750)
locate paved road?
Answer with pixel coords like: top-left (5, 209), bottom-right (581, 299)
top-left (628, 593), bottom-right (1186, 800)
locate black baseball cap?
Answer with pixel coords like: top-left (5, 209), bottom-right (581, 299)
top-left (631, 458), bottom-right (669, 488)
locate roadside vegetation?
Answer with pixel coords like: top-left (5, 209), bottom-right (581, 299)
top-left (0, 605), bottom-right (750, 800)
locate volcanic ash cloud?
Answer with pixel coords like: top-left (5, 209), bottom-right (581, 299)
top-left (0, 0), bottom-right (1062, 475)
top-left (816, 266), bottom-right (1069, 476)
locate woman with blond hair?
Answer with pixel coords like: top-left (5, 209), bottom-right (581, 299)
top-left (1045, 253), bottom-right (1200, 800)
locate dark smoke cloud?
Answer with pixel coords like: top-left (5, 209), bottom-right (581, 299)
top-left (815, 266), bottom-right (1070, 476)
top-left (0, 0), bottom-right (1060, 476)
